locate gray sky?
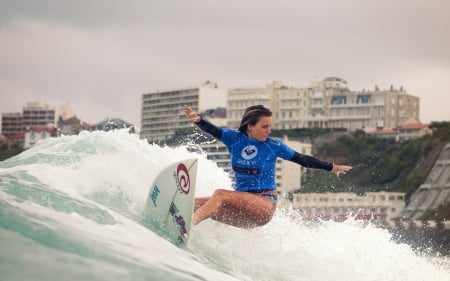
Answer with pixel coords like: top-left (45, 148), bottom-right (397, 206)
top-left (1, 0), bottom-right (449, 127)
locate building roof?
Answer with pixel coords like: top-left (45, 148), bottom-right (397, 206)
top-left (25, 126), bottom-right (56, 133)
top-left (80, 122), bottom-right (92, 129)
top-left (62, 116), bottom-right (81, 125)
top-left (366, 129), bottom-right (398, 135)
top-left (9, 132), bottom-right (25, 139)
top-left (400, 123), bottom-right (428, 130)
top-left (398, 117), bottom-right (429, 130)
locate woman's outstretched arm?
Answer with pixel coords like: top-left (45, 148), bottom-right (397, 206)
top-left (184, 105), bottom-right (222, 139)
top-left (290, 152), bottom-right (352, 175)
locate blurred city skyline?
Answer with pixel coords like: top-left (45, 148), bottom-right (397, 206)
top-left (1, 1), bottom-right (449, 127)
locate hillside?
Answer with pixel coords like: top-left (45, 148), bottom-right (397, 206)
top-left (297, 122), bottom-right (450, 219)
top-left (300, 123), bottom-right (449, 196)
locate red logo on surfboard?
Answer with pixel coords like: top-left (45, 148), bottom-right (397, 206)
top-left (176, 163), bottom-right (190, 194)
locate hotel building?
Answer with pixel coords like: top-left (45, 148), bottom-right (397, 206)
top-left (22, 102), bottom-right (56, 128)
top-left (140, 81), bottom-right (226, 142)
top-left (1, 102), bottom-right (56, 137)
top-left (292, 191), bottom-right (406, 227)
top-left (226, 78), bottom-right (420, 132)
top-left (1, 112), bottom-right (22, 137)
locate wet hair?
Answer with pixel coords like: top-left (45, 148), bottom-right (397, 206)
top-left (238, 105), bottom-right (272, 132)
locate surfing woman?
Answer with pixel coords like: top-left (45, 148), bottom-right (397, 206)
top-left (184, 105), bottom-right (352, 228)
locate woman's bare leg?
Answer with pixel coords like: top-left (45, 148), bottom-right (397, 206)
top-left (194, 197), bottom-right (210, 211)
top-left (193, 189), bottom-right (276, 228)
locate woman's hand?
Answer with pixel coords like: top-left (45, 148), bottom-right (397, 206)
top-left (332, 164), bottom-right (352, 176)
top-left (184, 105), bottom-right (201, 123)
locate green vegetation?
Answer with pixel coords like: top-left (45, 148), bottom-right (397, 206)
top-left (429, 121), bottom-right (450, 141)
top-left (422, 203), bottom-right (450, 221)
top-left (0, 142), bottom-right (23, 161)
top-left (302, 135), bottom-right (424, 195)
top-left (300, 122), bottom-right (450, 204)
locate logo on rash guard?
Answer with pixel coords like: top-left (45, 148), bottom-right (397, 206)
top-left (241, 145), bottom-right (258, 160)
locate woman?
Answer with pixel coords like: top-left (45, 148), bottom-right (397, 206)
top-left (184, 105), bottom-right (352, 228)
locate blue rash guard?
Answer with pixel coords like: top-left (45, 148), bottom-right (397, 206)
top-left (195, 117), bottom-right (333, 192)
top-left (220, 127), bottom-right (294, 191)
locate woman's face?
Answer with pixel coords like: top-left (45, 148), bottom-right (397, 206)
top-left (247, 116), bottom-right (272, 142)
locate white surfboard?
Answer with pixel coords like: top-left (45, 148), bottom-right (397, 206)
top-left (145, 158), bottom-right (198, 247)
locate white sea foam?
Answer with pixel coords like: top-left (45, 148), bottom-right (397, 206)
top-left (1, 129), bottom-right (448, 281)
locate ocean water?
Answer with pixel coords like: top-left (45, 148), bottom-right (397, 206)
top-left (1, 130), bottom-right (449, 281)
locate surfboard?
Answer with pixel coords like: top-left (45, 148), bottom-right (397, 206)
top-left (145, 158), bottom-right (198, 247)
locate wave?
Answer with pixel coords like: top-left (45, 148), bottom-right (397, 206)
top-left (0, 130), bottom-right (449, 281)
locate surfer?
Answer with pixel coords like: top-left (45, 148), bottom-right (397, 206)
top-left (184, 105), bottom-right (352, 228)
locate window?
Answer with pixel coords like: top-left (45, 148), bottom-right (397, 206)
top-left (356, 94), bottom-right (371, 104)
top-left (331, 96), bottom-right (347, 105)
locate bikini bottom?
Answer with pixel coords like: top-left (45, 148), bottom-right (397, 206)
top-left (261, 193), bottom-right (277, 204)
top-left (245, 189), bottom-right (278, 204)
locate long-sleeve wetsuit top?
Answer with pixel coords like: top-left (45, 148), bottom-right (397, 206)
top-left (196, 118), bottom-right (333, 191)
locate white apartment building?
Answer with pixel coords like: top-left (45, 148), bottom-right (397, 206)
top-left (22, 102), bottom-right (56, 128)
top-left (1, 102), bottom-right (56, 137)
top-left (293, 191), bottom-right (406, 227)
top-left (1, 112), bottom-right (22, 136)
top-left (276, 135), bottom-right (312, 194)
top-left (198, 142), bottom-right (232, 175)
top-left (140, 81), bottom-right (226, 142)
top-left (328, 89), bottom-right (420, 131)
top-left (227, 81), bottom-right (313, 130)
top-left (227, 78), bottom-right (420, 132)
top-left (227, 79), bottom-right (349, 130)
top-left (303, 77), bottom-right (350, 129)
top-left (226, 83), bottom-right (274, 129)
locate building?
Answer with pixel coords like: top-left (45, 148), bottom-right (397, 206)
top-left (303, 77), bottom-right (350, 129)
top-left (24, 125), bottom-right (58, 149)
top-left (227, 83), bottom-right (274, 129)
top-left (276, 136), bottom-right (312, 194)
top-left (4, 132), bottom-right (25, 149)
top-left (1, 112), bottom-right (22, 137)
top-left (227, 81), bottom-right (313, 130)
top-left (227, 78), bottom-right (350, 130)
top-left (226, 78), bottom-right (420, 132)
top-left (1, 102), bottom-right (56, 147)
top-left (328, 87), bottom-right (420, 131)
top-left (22, 102), bottom-right (56, 128)
top-left (198, 142), bottom-right (232, 175)
top-left (397, 117), bottom-right (433, 141)
top-left (140, 81), bottom-right (226, 142)
top-left (1, 102), bottom-right (56, 137)
top-left (366, 117), bottom-right (433, 141)
top-left (292, 191), bottom-right (406, 227)
top-left (57, 116), bottom-right (92, 135)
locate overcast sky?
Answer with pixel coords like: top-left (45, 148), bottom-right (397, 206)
top-left (1, 0), bottom-right (449, 128)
